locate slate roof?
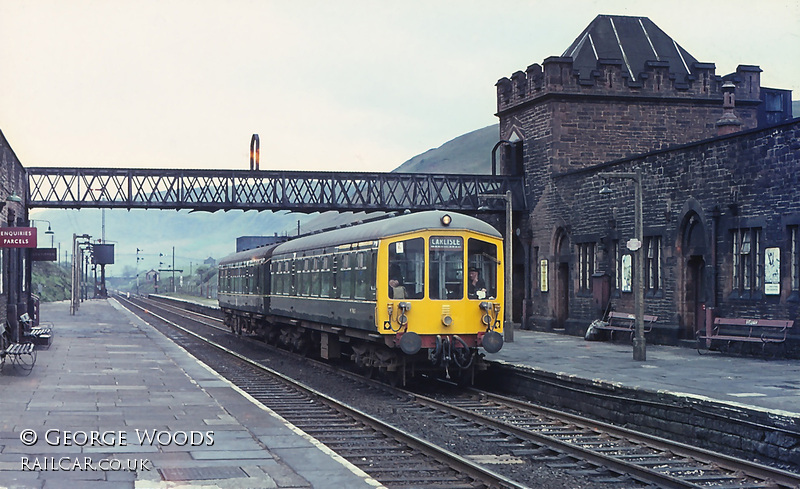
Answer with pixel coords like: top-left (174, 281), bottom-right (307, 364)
top-left (562, 15), bottom-right (700, 83)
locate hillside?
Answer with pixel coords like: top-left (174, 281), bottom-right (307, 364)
top-left (394, 124), bottom-right (498, 174)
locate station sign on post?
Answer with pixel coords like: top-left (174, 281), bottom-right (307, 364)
top-left (31, 248), bottom-right (57, 261)
top-left (0, 227), bottom-right (37, 248)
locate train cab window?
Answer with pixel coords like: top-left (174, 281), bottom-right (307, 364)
top-left (388, 238), bottom-right (424, 299)
top-left (467, 239), bottom-right (498, 300)
top-left (429, 236), bottom-right (464, 300)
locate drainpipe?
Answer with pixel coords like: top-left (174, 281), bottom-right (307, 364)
top-left (707, 206), bottom-right (721, 332)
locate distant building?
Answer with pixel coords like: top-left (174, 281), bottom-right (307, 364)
top-left (495, 15), bottom-right (797, 349)
top-left (235, 235), bottom-right (286, 253)
top-left (203, 257), bottom-right (216, 266)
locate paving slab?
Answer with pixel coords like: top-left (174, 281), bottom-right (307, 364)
top-left (0, 299), bottom-right (384, 489)
top-left (487, 328), bottom-right (800, 418)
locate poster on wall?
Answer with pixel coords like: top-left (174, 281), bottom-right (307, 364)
top-left (621, 254), bottom-right (632, 292)
top-left (539, 259), bottom-right (548, 292)
top-left (765, 247), bottom-right (780, 295)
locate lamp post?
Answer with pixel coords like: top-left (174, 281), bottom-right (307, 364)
top-left (30, 219), bottom-right (55, 248)
top-left (71, 233), bottom-right (91, 315)
top-left (479, 190), bottom-right (514, 342)
top-left (599, 168), bottom-right (645, 361)
top-left (136, 248), bottom-right (143, 295)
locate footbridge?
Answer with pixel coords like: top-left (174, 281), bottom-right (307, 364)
top-left (27, 168), bottom-right (527, 213)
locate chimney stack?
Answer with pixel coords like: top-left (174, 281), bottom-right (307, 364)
top-left (716, 81), bottom-right (743, 136)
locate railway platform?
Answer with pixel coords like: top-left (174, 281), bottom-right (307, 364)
top-left (486, 327), bottom-right (800, 418)
top-left (0, 299), bottom-right (383, 489)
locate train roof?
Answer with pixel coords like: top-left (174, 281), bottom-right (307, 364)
top-left (273, 210), bottom-right (502, 255)
top-left (218, 241), bottom-right (283, 266)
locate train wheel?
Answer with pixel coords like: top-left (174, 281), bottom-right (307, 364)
top-left (382, 367), bottom-right (403, 387)
top-left (294, 336), bottom-right (313, 357)
top-left (354, 355), bottom-right (376, 379)
top-left (453, 364), bottom-right (475, 386)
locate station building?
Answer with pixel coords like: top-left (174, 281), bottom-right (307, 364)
top-left (0, 129), bottom-right (31, 344)
top-left (496, 15), bottom-right (798, 350)
top-left (2, 14), bottom-right (798, 356)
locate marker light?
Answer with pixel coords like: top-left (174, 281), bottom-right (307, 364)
top-left (441, 214), bottom-right (452, 226)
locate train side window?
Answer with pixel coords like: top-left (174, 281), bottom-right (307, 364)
top-left (311, 256), bottom-right (322, 297)
top-left (429, 236), bottom-right (464, 300)
top-left (303, 258), bottom-right (312, 296)
top-left (266, 261), bottom-right (272, 295)
top-left (296, 259), bottom-right (304, 296)
top-left (254, 264), bottom-right (260, 295)
top-left (331, 255), bottom-right (339, 298)
top-left (340, 253), bottom-right (354, 299)
top-left (276, 261), bottom-right (282, 295)
top-left (290, 258), bottom-right (297, 296)
top-left (388, 238), bottom-right (425, 299)
top-left (368, 250), bottom-right (377, 300)
top-left (467, 238), bottom-right (498, 300)
top-left (281, 260), bottom-right (289, 295)
top-left (354, 251), bottom-right (367, 299)
top-left (320, 255), bottom-right (331, 298)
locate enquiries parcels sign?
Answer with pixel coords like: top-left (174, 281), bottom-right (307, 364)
top-left (0, 227), bottom-right (36, 248)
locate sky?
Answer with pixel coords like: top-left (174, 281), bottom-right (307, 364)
top-left (2, 0), bottom-right (799, 174)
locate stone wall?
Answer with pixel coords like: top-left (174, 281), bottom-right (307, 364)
top-left (527, 119), bottom-right (800, 347)
top-left (0, 129), bottom-right (30, 342)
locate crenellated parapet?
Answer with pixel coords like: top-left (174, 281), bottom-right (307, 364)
top-left (496, 56), bottom-right (762, 112)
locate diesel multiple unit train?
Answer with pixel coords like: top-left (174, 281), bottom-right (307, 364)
top-left (218, 211), bottom-right (505, 383)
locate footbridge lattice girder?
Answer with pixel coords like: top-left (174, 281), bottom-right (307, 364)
top-left (27, 168), bottom-right (527, 212)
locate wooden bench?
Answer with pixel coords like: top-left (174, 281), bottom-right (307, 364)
top-left (24, 326), bottom-right (53, 348)
top-left (20, 313), bottom-right (53, 348)
top-left (591, 312), bottom-right (657, 341)
top-left (697, 318), bottom-right (794, 355)
top-left (1, 342), bottom-right (37, 373)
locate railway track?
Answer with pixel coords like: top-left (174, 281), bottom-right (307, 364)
top-left (124, 295), bottom-right (800, 488)
top-left (118, 294), bottom-right (524, 489)
top-left (412, 389), bottom-right (800, 488)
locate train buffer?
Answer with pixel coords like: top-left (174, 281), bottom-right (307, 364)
top-left (586, 311), bottom-right (657, 342)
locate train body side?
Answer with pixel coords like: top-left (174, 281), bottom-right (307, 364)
top-left (217, 211), bottom-right (505, 377)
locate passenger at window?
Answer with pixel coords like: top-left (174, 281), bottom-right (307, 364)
top-left (468, 267), bottom-right (487, 299)
top-left (389, 264), bottom-right (406, 299)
